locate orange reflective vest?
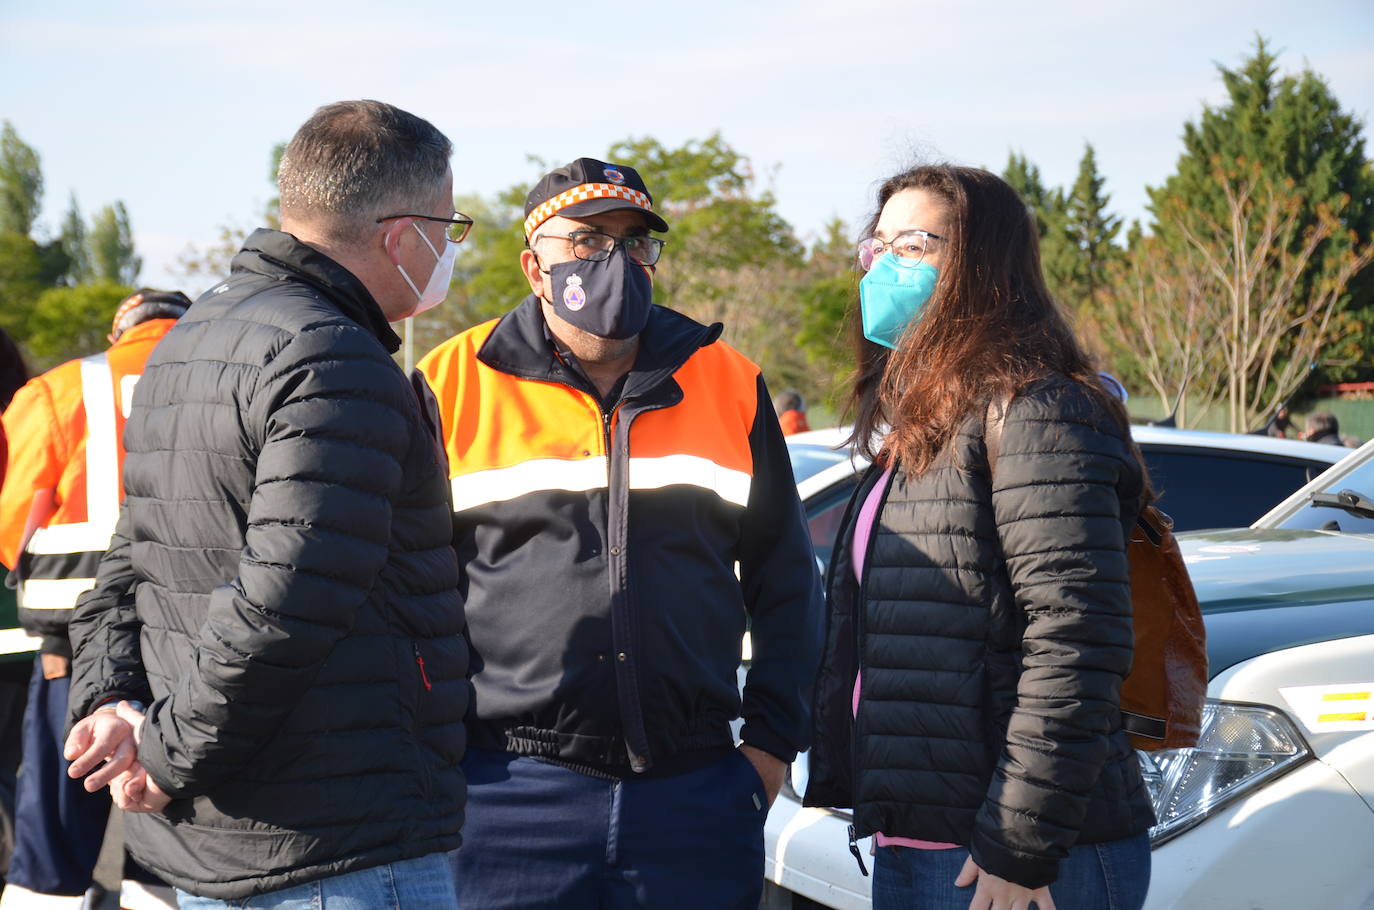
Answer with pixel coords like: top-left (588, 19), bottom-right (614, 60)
top-left (0, 319), bottom-right (177, 655)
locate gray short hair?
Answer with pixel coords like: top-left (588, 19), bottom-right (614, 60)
top-left (278, 100), bottom-right (452, 245)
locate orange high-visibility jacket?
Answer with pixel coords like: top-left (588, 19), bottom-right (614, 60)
top-left (0, 318), bottom-right (177, 656)
top-left (417, 297), bottom-right (824, 775)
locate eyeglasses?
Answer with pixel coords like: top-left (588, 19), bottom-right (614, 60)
top-left (376, 212), bottom-right (474, 244)
top-left (534, 230), bottom-right (665, 266)
top-left (857, 230), bottom-right (942, 270)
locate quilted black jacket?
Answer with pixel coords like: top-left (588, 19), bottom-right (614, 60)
top-left (67, 229), bottom-right (469, 899)
top-left (804, 375), bottom-right (1155, 888)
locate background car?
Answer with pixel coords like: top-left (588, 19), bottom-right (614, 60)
top-left (761, 434), bottom-right (1374, 910)
top-left (786, 424), bottom-right (1346, 543)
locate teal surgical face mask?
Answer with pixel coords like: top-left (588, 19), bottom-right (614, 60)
top-left (859, 254), bottom-right (938, 349)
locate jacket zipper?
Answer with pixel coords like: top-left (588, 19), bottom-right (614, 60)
top-left (413, 642), bottom-right (432, 691)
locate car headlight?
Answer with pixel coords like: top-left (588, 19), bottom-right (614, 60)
top-left (1138, 699), bottom-right (1312, 847)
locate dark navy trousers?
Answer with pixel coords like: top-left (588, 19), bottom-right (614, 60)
top-left (8, 658), bottom-right (109, 896)
top-left (449, 748), bottom-right (768, 909)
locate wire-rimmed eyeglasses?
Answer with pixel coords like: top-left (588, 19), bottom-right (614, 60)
top-left (857, 230), bottom-right (942, 270)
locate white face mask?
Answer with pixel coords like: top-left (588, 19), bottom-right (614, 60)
top-left (395, 222), bottom-right (457, 319)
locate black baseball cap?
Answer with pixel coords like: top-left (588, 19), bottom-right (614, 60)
top-left (523, 157), bottom-right (669, 239)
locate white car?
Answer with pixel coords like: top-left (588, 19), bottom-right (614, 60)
top-left (762, 432), bottom-right (1374, 909)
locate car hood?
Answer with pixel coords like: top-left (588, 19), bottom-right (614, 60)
top-left (1177, 529), bottom-right (1374, 676)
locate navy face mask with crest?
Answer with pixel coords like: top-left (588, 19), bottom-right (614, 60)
top-left (543, 248), bottom-right (654, 340)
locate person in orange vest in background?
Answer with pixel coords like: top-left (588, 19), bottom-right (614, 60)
top-left (773, 388), bottom-right (810, 436)
top-left (0, 290), bottom-right (189, 909)
top-left (0, 327), bottom-right (30, 898)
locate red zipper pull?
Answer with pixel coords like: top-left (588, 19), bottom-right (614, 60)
top-left (413, 645), bottom-right (433, 691)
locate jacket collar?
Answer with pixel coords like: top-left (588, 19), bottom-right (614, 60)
top-left (230, 228), bottom-right (402, 354)
top-left (477, 295), bottom-right (723, 395)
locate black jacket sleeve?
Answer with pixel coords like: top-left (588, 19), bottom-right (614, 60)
top-left (132, 323), bottom-right (414, 799)
top-left (68, 504), bottom-right (153, 725)
top-left (970, 382), bottom-right (1138, 888)
top-left (737, 374), bottom-right (825, 763)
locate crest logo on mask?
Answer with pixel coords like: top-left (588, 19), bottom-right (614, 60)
top-left (563, 274), bottom-right (586, 311)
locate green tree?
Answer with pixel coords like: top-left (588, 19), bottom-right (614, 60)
top-left (1001, 151), bottom-right (1076, 307)
top-left (1148, 36), bottom-right (1374, 394)
top-left (0, 231), bottom-right (45, 340)
top-left (0, 122), bottom-right (43, 237)
top-left (88, 201), bottom-right (141, 285)
top-left (21, 282), bottom-right (131, 369)
top-left (796, 219), bottom-right (858, 411)
top-left (58, 194), bottom-right (88, 285)
top-left (1064, 144), bottom-right (1122, 312)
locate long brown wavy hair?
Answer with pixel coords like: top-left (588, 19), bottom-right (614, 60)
top-left (848, 164), bottom-right (1130, 476)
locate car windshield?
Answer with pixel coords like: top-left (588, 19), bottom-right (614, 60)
top-left (788, 443), bottom-right (851, 482)
top-left (1264, 447), bottom-right (1374, 534)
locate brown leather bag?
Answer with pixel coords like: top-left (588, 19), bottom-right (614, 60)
top-left (985, 400), bottom-right (1207, 751)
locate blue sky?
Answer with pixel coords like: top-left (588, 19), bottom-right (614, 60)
top-left (2, 0), bottom-right (1372, 293)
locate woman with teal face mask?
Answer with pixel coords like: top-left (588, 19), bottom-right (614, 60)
top-left (805, 165), bottom-right (1156, 910)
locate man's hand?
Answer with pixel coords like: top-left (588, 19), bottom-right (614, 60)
top-left (64, 702), bottom-right (139, 792)
top-left (100, 701), bottom-right (171, 813)
top-left (110, 764), bottom-right (171, 813)
top-left (955, 855), bottom-right (1056, 910)
top-left (738, 743), bottom-right (786, 808)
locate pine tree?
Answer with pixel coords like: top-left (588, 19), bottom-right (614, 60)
top-left (1001, 152), bottom-right (1076, 306)
top-left (59, 194), bottom-right (88, 285)
top-left (1064, 144), bottom-right (1122, 312)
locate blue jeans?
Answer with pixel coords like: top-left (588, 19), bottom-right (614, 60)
top-left (174, 853), bottom-right (456, 909)
top-left (871, 832), bottom-right (1151, 910)
top-left (449, 748), bottom-right (767, 909)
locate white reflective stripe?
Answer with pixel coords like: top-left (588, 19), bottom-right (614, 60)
top-left (451, 457), bottom-right (610, 512)
top-left (120, 373), bottom-right (140, 419)
top-left (628, 454), bottom-right (752, 508)
top-left (79, 354), bottom-right (121, 530)
top-left (450, 453), bottom-right (753, 513)
top-left (0, 627), bottom-right (40, 655)
top-left (17, 576), bottom-right (95, 610)
top-left (23, 522), bottom-right (111, 555)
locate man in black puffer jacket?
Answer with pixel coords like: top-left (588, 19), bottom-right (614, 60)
top-left (63, 101), bottom-right (471, 905)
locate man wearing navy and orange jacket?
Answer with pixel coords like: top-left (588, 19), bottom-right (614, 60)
top-left (419, 158), bottom-right (823, 909)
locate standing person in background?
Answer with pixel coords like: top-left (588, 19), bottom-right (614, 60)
top-left (419, 157), bottom-right (823, 909)
top-left (62, 100), bottom-right (470, 909)
top-left (773, 389), bottom-right (811, 436)
top-left (0, 326), bottom-right (30, 898)
top-left (805, 164), bottom-right (1155, 910)
top-left (0, 291), bottom-right (189, 909)
top-left (1302, 410), bottom-right (1344, 446)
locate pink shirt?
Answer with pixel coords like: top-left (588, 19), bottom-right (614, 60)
top-left (852, 466), bottom-right (959, 851)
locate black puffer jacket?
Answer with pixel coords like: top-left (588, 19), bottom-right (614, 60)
top-left (804, 376), bottom-right (1155, 889)
top-left (67, 229), bottom-right (469, 899)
